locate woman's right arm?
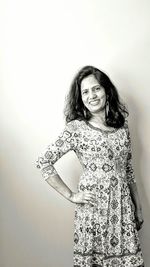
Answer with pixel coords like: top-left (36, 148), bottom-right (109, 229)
top-left (45, 174), bottom-right (96, 205)
top-left (35, 120), bottom-right (96, 205)
top-left (45, 173), bottom-right (75, 202)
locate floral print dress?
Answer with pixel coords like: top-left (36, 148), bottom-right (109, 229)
top-left (35, 119), bottom-right (144, 267)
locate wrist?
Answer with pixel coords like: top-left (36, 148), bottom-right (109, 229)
top-left (134, 202), bottom-right (142, 211)
top-left (68, 191), bottom-right (76, 203)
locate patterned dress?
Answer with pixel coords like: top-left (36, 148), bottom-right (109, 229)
top-left (35, 119), bottom-right (144, 267)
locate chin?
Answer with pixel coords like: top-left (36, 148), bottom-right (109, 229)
top-left (89, 106), bottom-right (105, 113)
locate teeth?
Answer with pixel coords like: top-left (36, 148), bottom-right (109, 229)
top-left (90, 100), bottom-right (99, 104)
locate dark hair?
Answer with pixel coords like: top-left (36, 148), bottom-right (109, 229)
top-left (64, 65), bottom-right (129, 128)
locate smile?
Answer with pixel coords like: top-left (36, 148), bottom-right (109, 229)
top-left (89, 100), bottom-right (100, 105)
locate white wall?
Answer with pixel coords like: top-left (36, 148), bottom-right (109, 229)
top-left (1, 0), bottom-right (150, 266)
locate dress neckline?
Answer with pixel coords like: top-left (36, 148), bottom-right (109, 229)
top-left (84, 120), bottom-right (120, 133)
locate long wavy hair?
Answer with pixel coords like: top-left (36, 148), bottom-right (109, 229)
top-left (64, 65), bottom-right (129, 128)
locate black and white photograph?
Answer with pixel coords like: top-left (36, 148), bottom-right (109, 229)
top-left (1, 1), bottom-right (150, 267)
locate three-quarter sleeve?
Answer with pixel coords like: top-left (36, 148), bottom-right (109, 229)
top-left (35, 120), bottom-right (78, 181)
top-left (125, 122), bottom-right (136, 185)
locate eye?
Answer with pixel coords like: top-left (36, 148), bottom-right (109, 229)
top-left (82, 90), bottom-right (88, 95)
top-left (95, 86), bottom-right (101, 91)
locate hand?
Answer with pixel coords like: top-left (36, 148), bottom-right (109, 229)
top-left (69, 191), bottom-right (96, 206)
top-left (134, 207), bottom-right (144, 231)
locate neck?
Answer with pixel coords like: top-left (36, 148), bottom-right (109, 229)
top-left (90, 110), bottom-right (106, 125)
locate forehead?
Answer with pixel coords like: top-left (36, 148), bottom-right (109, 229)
top-left (81, 74), bottom-right (100, 90)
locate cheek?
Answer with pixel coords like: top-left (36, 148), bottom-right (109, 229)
top-left (98, 92), bottom-right (106, 101)
top-left (103, 94), bottom-right (106, 102)
top-left (101, 89), bottom-right (106, 99)
top-left (81, 95), bottom-right (88, 105)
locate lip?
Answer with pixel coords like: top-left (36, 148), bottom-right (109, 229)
top-left (89, 100), bottom-right (100, 105)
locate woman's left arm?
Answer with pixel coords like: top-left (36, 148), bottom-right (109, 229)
top-left (129, 182), bottom-right (144, 230)
top-left (129, 182), bottom-right (143, 211)
top-left (125, 122), bottom-right (144, 230)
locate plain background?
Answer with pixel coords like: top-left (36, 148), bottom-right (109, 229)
top-left (1, 0), bottom-right (150, 266)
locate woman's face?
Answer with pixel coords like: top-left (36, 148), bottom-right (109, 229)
top-left (80, 74), bottom-right (106, 115)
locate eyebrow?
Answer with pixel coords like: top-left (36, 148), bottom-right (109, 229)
top-left (81, 85), bottom-right (100, 91)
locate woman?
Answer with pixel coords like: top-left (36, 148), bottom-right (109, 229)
top-left (35, 66), bottom-right (144, 267)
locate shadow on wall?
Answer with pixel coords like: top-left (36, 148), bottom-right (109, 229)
top-left (126, 94), bottom-right (150, 267)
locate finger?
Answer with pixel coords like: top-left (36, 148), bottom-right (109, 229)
top-left (135, 216), bottom-right (144, 223)
top-left (82, 199), bottom-right (96, 206)
top-left (84, 194), bottom-right (92, 200)
top-left (83, 200), bottom-right (90, 204)
top-left (84, 196), bottom-right (91, 200)
top-left (85, 196), bottom-right (95, 201)
top-left (90, 201), bottom-right (96, 206)
top-left (85, 192), bottom-right (96, 198)
top-left (136, 220), bottom-right (143, 230)
top-left (85, 191), bottom-right (95, 196)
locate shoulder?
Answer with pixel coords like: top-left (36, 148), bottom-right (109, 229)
top-left (65, 119), bottom-right (82, 132)
top-left (124, 117), bottom-right (128, 126)
top-left (123, 118), bottom-right (129, 131)
top-left (123, 118), bottom-right (132, 141)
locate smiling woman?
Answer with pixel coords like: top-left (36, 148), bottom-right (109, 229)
top-left (81, 75), bottom-right (106, 115)
top-left (64, 66), bottom-right (129, 130)
top-left (36, 66), bottom-right (145, 267)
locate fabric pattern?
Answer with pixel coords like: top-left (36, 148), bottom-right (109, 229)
top-left (35, 119), bottom-right (144, 267)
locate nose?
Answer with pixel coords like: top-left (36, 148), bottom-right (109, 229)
top-left (89, 90), bottom-right (97, 99)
